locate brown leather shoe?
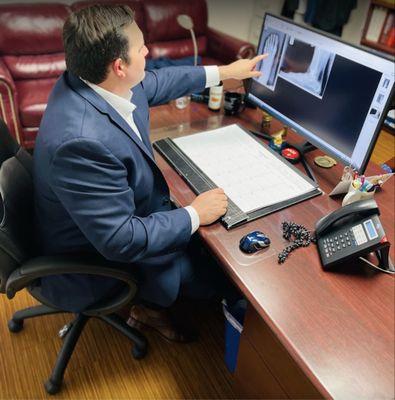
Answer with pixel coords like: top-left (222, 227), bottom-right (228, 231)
top-left (127, 304), bottom-right (198, 343)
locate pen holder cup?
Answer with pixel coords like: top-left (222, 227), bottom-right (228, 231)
top-left (342, 183), bottom-right (376, 206)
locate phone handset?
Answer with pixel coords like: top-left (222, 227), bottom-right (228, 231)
top-left (315, 199), bottom-right (379, 238)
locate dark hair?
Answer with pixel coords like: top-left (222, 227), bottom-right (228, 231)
top-left (63, 5), bottom-right (135, 84)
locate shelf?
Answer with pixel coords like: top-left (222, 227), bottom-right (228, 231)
top-left (361, 38), bottom-right (395, 55)
top-left (371, 0), bottom-right (395, 10)
top-left (361, 0), bottom-right (395, 56)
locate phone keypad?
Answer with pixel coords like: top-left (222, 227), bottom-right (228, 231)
top-left (322, 230), bottom-right (356, 258)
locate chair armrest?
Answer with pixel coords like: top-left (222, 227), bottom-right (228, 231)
top-left (206, 28), bottom-right (256, 64)
top-left (6, 255), bottom-right (137, 299)
top-left (0, 58), bottom-right (15, 92)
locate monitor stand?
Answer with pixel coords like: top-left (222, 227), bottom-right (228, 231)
top-left (249, 130), bottom-right (318, 183)
top-left (290, 141), bottom-right (317, 183)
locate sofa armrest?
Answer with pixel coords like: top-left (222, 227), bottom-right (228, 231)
top-left (0, 58), bottom-right (15, 92)
top-left (6, 254), bottom-right (137, 299)
top-left (0, 58), bottom-right (21, 145)
top-left (206, 28), bottom-right (255, 64)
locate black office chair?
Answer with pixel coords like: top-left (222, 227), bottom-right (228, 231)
top-left (0, 119), bottom-right (147, 395)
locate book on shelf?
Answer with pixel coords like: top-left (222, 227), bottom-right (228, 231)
top-left (366, 6), bottom-right (387, 42)
top-left (379, 11), bottom-right (395, 47)
top-left (385, 26), bottom-right (395, 47)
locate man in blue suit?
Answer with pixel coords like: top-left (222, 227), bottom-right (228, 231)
top-left (34, 4), bottom-right (265, 340)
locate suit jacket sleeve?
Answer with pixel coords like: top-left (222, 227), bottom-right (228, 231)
top-left (141, 66), bottom-right (206, 106)
top-left (49, 138), bottom-right (192, 263)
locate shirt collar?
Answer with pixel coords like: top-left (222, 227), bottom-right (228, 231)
top-left (81, 78), bottom-right (136, 119)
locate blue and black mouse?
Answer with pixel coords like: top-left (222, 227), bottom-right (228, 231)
top-left (239, 231), bottom-right (271, 254)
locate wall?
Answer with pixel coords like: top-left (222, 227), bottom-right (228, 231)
top-left (342, 0), bottom-right (370, 45)
top-left (206, 0), bottom-right (255, 42)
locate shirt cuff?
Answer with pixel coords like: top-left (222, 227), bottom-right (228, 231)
top-left (184, 206), bottom-right (200, 234)
top-left (204, 65), bottom-right (220, 88)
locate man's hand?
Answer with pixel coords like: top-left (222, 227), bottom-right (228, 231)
top-left (218, 54), bottom-right (268, 81)
top-left (190, 188), bottom-right (228, 226)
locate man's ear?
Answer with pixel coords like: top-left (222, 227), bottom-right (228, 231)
top-left (112, 58), bottom-right (126, 78)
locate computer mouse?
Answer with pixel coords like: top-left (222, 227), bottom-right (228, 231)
top-left (239, 231), bottom-right (271, 254)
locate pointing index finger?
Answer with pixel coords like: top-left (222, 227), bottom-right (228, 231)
top-left (252, 53), bottom-right (268, 63)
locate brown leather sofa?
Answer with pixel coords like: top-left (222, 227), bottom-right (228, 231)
top-left (0, 0), bottom-right (255, 149)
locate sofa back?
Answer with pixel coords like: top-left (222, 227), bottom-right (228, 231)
top-left (0, 0), bottom-right (210, 66)
top-left (71, 0), bottom-right (145, 33)
top-left (0, 3), bottom-right (69, 80)
top-left (72, 0), bottom-right (209, 60)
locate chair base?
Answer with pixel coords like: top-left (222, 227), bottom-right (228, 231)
top-left (8, 304), bottom-right (148, 395)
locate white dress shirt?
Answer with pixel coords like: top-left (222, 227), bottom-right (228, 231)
top-left (83, 65), bottom-right (220, 234)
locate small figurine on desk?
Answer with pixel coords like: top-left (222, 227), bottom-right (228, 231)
top-left (269, 128), bottom-right (287, 153)
top-left (260, 110), bottom-right (288, 138)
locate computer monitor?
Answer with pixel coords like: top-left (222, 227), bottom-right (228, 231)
top-left (247, 13), bottom-right (395, 173)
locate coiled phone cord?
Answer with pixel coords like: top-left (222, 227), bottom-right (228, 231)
top-left (278, 221), bottom-right (316, 264)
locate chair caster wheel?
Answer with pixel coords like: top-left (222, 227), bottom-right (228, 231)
top-left (132, 344), bottom-right (147, 359)
top-left (8, 319), bottom-right (23, 333)
top-left (44, 379), bottom-right (62, 395)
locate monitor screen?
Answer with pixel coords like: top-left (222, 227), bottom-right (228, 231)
top-left (247, 13), bottom-right (395, 173)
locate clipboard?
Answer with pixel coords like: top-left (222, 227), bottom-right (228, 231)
top-left (154, 124), bottom-right (322, 229)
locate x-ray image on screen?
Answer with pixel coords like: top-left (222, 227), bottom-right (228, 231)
top-left (278, 38), bottom-right (335, 98)
top-left (257, 27), bottom-right (288, 90)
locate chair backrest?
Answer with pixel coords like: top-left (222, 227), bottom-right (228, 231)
top-left (0, 119), bottom-right (34, 293)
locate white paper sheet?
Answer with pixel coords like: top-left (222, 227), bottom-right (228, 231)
top-left (174, 124), bottom-right (316, 213)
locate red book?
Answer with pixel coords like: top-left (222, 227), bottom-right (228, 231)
top-left (379, 12), bottom-right (394, 44)
top-left (387, 26), bottom-right (395, 48)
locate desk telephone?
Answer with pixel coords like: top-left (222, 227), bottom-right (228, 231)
top-left (315, 199), bottom-right (394, 273)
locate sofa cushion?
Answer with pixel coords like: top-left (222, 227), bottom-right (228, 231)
top-left (71, 0), bottom-right (145, 33)
top-left (15, 79), bottom-right (56, 128)
top-left (143, 0), bottom-right (207, 43)
top-left (0, 4), bottom-right (70, 56)
top-left (148, 36), bottom-right (207, 60)
top-left (3, 53), bottom-right (66, 80)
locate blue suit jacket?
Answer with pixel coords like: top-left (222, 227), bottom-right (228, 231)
top-left (33, 67), bottom-right (206, 311)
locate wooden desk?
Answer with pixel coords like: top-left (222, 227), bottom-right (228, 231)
top-left (150, 102), bottom-right (395, 399)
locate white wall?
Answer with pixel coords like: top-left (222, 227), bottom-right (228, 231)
top-left (206, 0), bottom-right (256, 42)
top-left (342, 0), bottom-right (370, 45)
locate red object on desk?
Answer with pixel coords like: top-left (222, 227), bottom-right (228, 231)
top-left (281, 147), bottom-right (301, 164)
